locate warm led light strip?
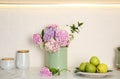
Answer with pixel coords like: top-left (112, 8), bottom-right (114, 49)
top-left (0, 4), bottom-right (120, 7)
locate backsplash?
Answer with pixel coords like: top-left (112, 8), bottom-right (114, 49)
top-left (0, 6), bottom-right (120, 68)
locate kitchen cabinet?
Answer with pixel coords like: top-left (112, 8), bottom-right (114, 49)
top-left (0, 0), bottom-right (120, 4)
top-left (0, 67), bottom-right (120, 79)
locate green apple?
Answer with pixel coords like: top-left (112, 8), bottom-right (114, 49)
top-left (79, 62), bottom-right (88, 72)
top-left (97, 63), bottom-right (108, 73)
top-left (90, 56), bottom-right (100, 66)
top-left (85, 63), bottom-right (97, 73)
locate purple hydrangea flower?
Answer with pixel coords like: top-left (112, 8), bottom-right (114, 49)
top-left (33, 33), bottom-right (42, 45)
top-left (43, 24), bottom-right (58, 42)
top-left (40, 67), bottom-right (52, 77)
top-left (55, 30), bottom-right (69, 47)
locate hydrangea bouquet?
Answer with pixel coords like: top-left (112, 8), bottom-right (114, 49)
top-left (33, 21), bottom-right (83, 53)
top-left (33, 21), bottom-right (83, 77)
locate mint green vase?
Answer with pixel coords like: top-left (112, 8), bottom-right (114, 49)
top-left (47, 47), bottom-right (67, 70)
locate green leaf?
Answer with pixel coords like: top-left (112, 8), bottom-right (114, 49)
top-left (68, 21), bottom-right (83, 34)
top-left (41, 29), bottom-right (44, 40)
top-left (78, 22), bottom-right (83, 27)
top-left (75, 67), bottom-right (79, 70)
top-left (118, 47), bottom-right (120, 51)
top-left (57, 69), bottom-right (60, 75)
top-left (74, 67), bottom-right (80, 73)
top-left (69, 34), bottom-right (74, 41)
top-left (71, 30), bottom-right (74, 33)
top-left (49, 68), bottom-right (59, 75)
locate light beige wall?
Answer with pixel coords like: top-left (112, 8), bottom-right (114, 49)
top-left (0, 6), bottom-right (120, 68)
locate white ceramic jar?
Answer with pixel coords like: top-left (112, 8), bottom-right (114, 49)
top-left (16, 50), bottom-right (29, 69)
top-left (1, 57), bottom-right (15, 70)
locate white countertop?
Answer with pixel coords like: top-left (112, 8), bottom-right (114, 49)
top-left (0, 67), bottom-right (120, 79)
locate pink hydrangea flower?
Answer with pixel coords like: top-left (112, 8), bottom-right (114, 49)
top-left (55, 30), bottom-right (69, 47)
top-left (45, 38), bottom-right (60, 53)
top-left (33, 33), bottom-right (42, 45)
top-left (47, 24), bottom-right (58, 29)
top-left (40, 67), bottom-right (52, 77)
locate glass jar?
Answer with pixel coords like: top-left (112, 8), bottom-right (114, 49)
top-left (1, 57), bottom-right (15, 70)
top-left (16, 50), bottom-right (29, 69)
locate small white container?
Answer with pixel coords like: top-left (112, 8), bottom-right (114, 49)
top-left (1, 57), bottom-right (15, 70)
top-left (16, 50), bottom-right (29, 69)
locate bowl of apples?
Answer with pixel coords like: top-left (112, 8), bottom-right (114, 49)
top-left (74, 56), bottom-right (113, 78)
